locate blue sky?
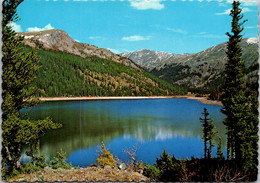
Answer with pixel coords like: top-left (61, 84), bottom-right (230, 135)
top-left (13, 0), bottom-right (259, 54)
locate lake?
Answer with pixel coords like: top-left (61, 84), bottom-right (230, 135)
top-left (21, 98), bottom-right (226, 167)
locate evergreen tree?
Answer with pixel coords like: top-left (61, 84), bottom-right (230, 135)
top-left (216, 137), bottom-right (224, 159)
top-left (207, 117), bottom-right (217, 159)
top-left (2, 0), bottom-right (61, 173)
top-left (221, 0), bottom-right (258, 173)
top-left (200, 108), bottom-right (216, 159)
top-left (200, 108), bottom-right (209, 159)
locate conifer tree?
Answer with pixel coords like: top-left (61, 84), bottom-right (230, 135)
top-left (216, 137), bottom-right (224, 159)
top-left (200, 108), bottom-right (209, 159)
top-left (221, 0), bottom-right (247, 160)
top-left (207, 117), bottom-right (217, 159)
top-left (221, 1), bottom-right (258, 173)
top-left (2, 0), bottom-right (61, 173)
top-left (200, 108), bottom-right (217, 159)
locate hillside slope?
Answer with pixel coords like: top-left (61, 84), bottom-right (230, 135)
top-left (17, 29), bottom-right (140, 70)
top-left (17, 29), bottom-right (186, 96)
top-left (121, 38), bottom-right (259, 90)
top-left (26, 47), bottom-right (186, 97)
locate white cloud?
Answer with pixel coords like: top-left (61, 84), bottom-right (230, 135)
top-left (218, 2), bottom-right (228, 7)
top-left (241, 7), bottom-right (254, 13)
top-left (26, 24), bottom-right (54, 32)
top-left (199, 32), bottom-right (207, 34)
top-left (216, 8), bottom-right (231, 15)
top-left (241, 1), bottom-right (258, 6)
top-left (122, 35), bottom-right (151, 41)
top-left (107, 48), bottom-right (121, 54)
top-left (216, 7), bottom-right (254, 15)
top-left (245, 25), bottom-right (258, 29)
top-left (7, 22), bottom-right (23, 32)
top-left (167, 28), bottom-right (187, 34)
top-left (107, 48), bottom-right (132, 54)
top-left (88, 36), bottom-right (106, 40)
top-left (129, 0), bottom-right (164, 10)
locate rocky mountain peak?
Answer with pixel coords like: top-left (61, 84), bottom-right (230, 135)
top-left (121, 49), bottom-right (192, 71)
top-left (121, 38), bottom-right (258, 88)
top-left (17, 29), bottom-right (140, 70)
top-left (246, 37), bottom-right (259, 44)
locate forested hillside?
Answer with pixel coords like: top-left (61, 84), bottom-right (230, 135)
top-left (27, 47), bottom-right (186, 97)
top-left (122, 38), bottom-right (258, 93)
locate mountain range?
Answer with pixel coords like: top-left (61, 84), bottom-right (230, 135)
top-left (121, 38), bottom-right (259, 88)
top-left (121, 38), bottom-right (259, 90)
top-left (18, 29), bottom-right (258, 94)
top-left (17, 29), bottom-right (140, 70)
top-left (18, 29), bottom-right (186, 97)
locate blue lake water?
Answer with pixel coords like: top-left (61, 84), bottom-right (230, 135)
top-left (21, 98), bottom-right (226, 167)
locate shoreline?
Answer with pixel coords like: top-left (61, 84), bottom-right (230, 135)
top-left (39, 96), bottom-right (223, 106)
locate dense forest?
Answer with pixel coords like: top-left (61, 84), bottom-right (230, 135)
top-left (25, 46), bottom-right (187, 97)
top-left (150, 39), bottom-right (258, 95)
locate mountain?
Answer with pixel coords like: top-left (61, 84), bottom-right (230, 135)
top-left (121, 38), bottom-right (259, 90)
top-left (17, 29), bottom-right (140, 70)
top-left (18, 30), bottom-right (186, 97)
top-left (121, 49), bottom-right (191, 71)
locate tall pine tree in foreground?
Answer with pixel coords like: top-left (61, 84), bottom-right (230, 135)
top-left (2, 0), bottom-right (61, 175)
top-left (221, 0), bottom-right (258, 174)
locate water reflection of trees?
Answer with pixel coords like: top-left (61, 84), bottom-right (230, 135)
top-left (21, 101), bottom-right (226, 160)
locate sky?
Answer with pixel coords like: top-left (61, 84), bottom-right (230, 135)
top-left (13, 0), bottom-right (259, 54)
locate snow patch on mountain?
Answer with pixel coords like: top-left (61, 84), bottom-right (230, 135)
top-left (246, 38), bottom-right (259, 44)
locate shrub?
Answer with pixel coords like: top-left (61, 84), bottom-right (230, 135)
top-left (50, 149), bottom-right (72, 169)
top-left (143, 165), bottom-right (160, 181)
top-left (156, 149), bottom-right (182, 181)
top-left (96, 143), bottom-right (116, 168)
top-left (21, 154), bottom-right (47, 174)
top-left (144, 150), bottom-right (183, 181)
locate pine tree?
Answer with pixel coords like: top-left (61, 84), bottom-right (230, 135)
top-left (200, 108), bottom-right (209, 159)
top-left (200, 108), bottom-right (217, 159)
top-left (221, 0), bottom-right (247, 160)
top-left (216, 137), bottom-right (224, 159)
top-left (2, 0), bottom-right (61, 173)
top-left (221, 0), bottom-right (258, 173)
top-left (207, 117), bottom-right (217, 159)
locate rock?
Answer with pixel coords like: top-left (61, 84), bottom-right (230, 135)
top-left (16, 29), bottom-right (140, 71)
top-left (119, 163), bottom-right (126, 170)
top-left (18, 178), bottom-right (27, 182)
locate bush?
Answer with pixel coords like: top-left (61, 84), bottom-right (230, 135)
top-left (156, 149), bottom-right (182, 181)
top-left (1, 168), bottom-right (20, 180)
top-left (50, 149), bottom-right (72, 169)
top-left (143, 165), bottom-right (160, 181)
top-left (21, 154), bottom-right (47, 174)
top-left (144, 150), bottom-right (183, 181)
top-left (96, 143), bottom-right (116, 168)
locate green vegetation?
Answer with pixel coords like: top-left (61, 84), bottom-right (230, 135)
top-left (97, 143), bottom-right (117, 168)
top-left (221, 1), bottom-right (258, 175)
top-left (24, 46), bottom-right (187, 97)
top-left (50, 149), bottom-right (72, 169)
top-left (1, 0), bottom-right (61, 179)
top-left (216, 137), bottom-right (224, 159)
top-left (151, 40), bottom-right (258, 96)
top-left (143, 150), bottom-right (247, 182)
top-left (2, 0), bottom-right (258, 182)
top-left (200, 108), bottom-right (217, 159)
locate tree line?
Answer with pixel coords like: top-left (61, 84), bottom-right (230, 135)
top-left (1, 0), bottom-right (258, 181)
top-left (25, 46), bottom-right (187, 97)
